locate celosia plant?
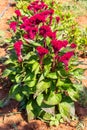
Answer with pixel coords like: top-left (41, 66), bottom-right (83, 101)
top-left (2, 0), bottom-right (84, 126)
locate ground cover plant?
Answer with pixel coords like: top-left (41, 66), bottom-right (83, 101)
top-left (1, 0), bottom-right (86, 126)
top-left (60, 0), bottom-right (87, 17)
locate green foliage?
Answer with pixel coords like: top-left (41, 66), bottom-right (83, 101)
top-left (1, 0), bottom-right (85, 126)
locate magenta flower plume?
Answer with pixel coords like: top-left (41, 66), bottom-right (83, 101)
top-left (36, 46), bottom-right (49, 58)
top-left (59, 51), bottom-right (74, 70)
top-left (70, 43), bottom-right (77, 48)
top-left (28, 14), bottom-right (46, 25)
top-left (39, 25), bottom-right (51, 38)
top-left (14, 40), bottom-right (23, 62)
top-left (29, 9), bottom-right (54, 25)
top-left (15, 10), bottom-right (21, 17)
top-left (47, 31), bottom-right (56, 39)
top-left (10, 21), bottom-right (17, 32)
top-left (51, 39), bottom-right (68, 53)
top-left (24, 27), bottom-right (38, 40)
top-left (28, 0), bottom-right (48, 13)
top-left (22, 16), bottom-right (28, 22)
top-left (56, 16), bottom-right (60, 23)
top-left (20, 9), bottom-right (54, 29)
top-left (36, 46), bottom-right (49, 65)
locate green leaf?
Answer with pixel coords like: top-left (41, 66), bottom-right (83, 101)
top-left (25, 39), bottom-right (41, 47)
top-left (56, 78), bottom-right (72, 90)
top-left (26, 100), bottom-right (41, 121)
top-left (67, 88), bottom-right (79, 101)
top-left (71, 68), bottom-right (84, 80)
top-left (23, 73), bottom-right (35, 82)
top-left (59, 102), bottom-right (75, 122)
top-left (32, 62), bottom-right (40, 74)
top-left (46, 72), bottom-right (58, 79)
top-left (4, 59), bottom-right (14, 65)
top-left (50, 119), bottom-right (59, 126)
top-left (36, 94), bottom-right (44, 106)
top-left (25, 80), bottom-right (36, 87)
top-left (46, 37), bottom-right (51, 46)
top-left (38, 74), bottom-right (44, 82)
top-left (34, 80), bottom-right (51, 97)
top-left (22, 87), bottom-right (29, 98)
top-left (23, 52), bottom-right (31, 60)
top-left (56, 78), bottom-right (64, 87)
top-left (15, 74), bottom-right (22, 83)
top-left (9, 84), bottom-right (23, 102)
top-left (50, 114), bottom-right (62, 126)
top-left (44, 92), bottom-right (62, 105)
top-left (43, 112), bottom-right (52, 121)
top-left (73, 84), bottom-right (83, 91)
top-left (2, 69), bottom-right (11, 78)
top-left (26, 101), bottom-right (35, 121)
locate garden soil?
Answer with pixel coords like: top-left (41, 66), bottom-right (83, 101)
top-left (0, 0), bottom-right (87, 130)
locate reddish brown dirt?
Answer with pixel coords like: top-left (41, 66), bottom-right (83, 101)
top-left (0, 0), bottom-right (87, 130)
top-left (76, 15), bottom-right (87, 27)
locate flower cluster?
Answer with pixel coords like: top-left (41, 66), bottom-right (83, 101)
top-left (9, 0), bottom-right (76, 70)
top-left (27, 0), bottom-right (48, 13)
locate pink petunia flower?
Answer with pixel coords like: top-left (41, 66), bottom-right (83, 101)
top-left (9, 21), bottom-right (17, 32)
top-left (14, 40), bottom-right (23, 62)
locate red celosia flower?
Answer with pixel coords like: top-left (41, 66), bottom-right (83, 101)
top-left (24, 27), bottom-right (38, 40)
top-left (51, 39), bottom-right (68, 53)
top-left (15, 10), bottom-right (21, 17)
top-left (29, 14), bottom-right (45, 25)
top-left (22, 16), bottom-right (28, 22)
top-left (29, 27), bottom-right (38, 39)
top-left (20, 9), bottom-right (54, 28)
top-left (51, 1), bottom-right (55, 6)
top-left (56, 16), bottom-right (60, 23)
top-left (9, 21), bottom-right (17, 32)
top-left (14, 40), bottom-right (23, 62)
top-left (29, 9), bottom-right (54, 25)
top-left (23, 34), bottom-right (29, 40)
top-left (39, 25), bottom-right (51, 38)
top-left (47, 31), bottom-right (56, 39)
top-left (36, 46), bottom-right (49, 58)
top-left (70, 43), bottom-right (77, 48)
top-left (41, 9), bottom-right (54, 19)
top-left (20, 19), bottom-right (31, 30)
top-left (28, 0), bottom-right (48, 13)
top-left (49, 15), bottom-right (53, 25)
top-left (59, 51), bottom-right (74, 70)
